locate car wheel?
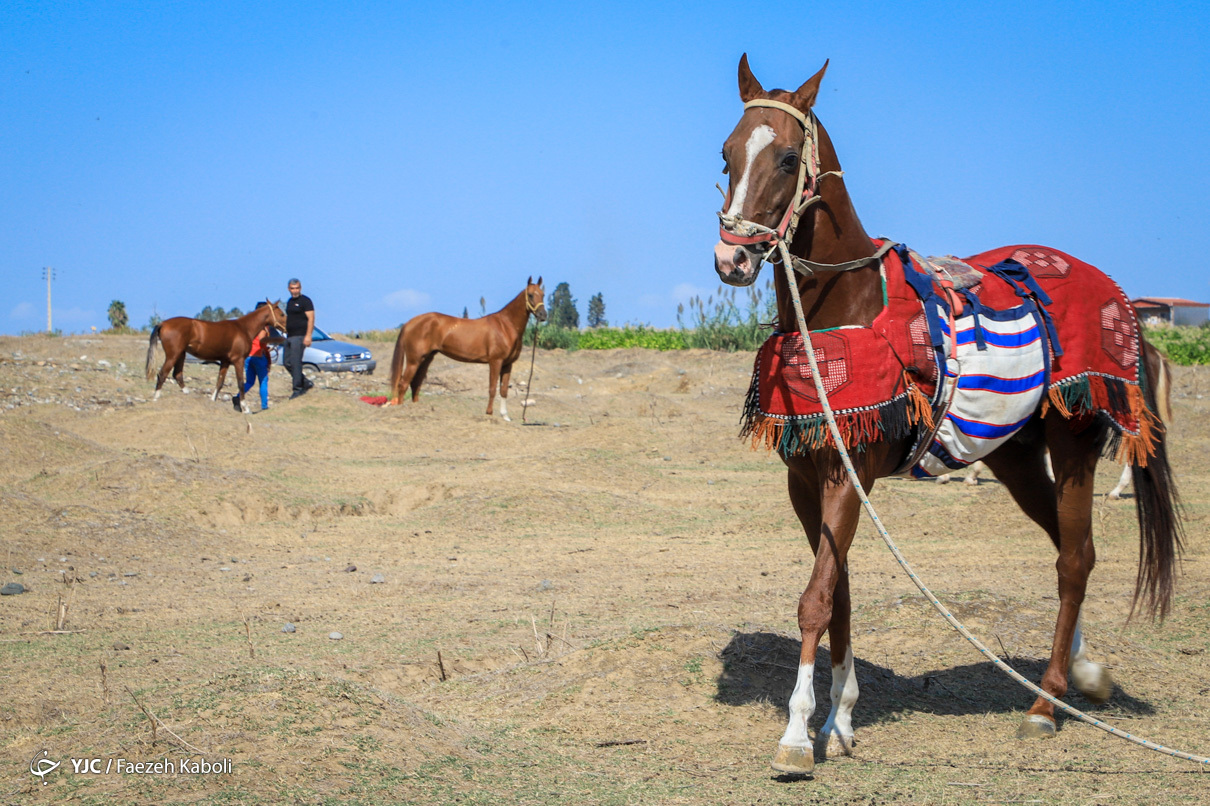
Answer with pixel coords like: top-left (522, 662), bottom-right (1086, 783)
top-left (302, 364), bottom-right (320, 382)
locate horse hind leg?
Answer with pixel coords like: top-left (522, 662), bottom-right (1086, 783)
top-left (213, 363), bottom-right (230, 402)
top-left (1069, 616), bottom-right (1112, 703)
top-left (986, 415), bottom-right (1101, 738)
top-left (173, 354), bottom-right (188, 393)
top-left (154, 356), bottom-right (175, 400)
top-left (1107, 463), bottom-right (1132, 500)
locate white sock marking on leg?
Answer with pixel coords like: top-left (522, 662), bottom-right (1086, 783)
top-left (779, 662), bottom-right (816, 748)
top-left (820, 646), bottom-right (859, 750)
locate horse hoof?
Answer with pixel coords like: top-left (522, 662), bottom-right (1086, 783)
top-left (1016, 715), bottom-right (1057, 740)
top-left (816, 732), bottom-right (854, 758)
top-left (1073, 665), bottom-right (1113, 704)
top-left (771, 744), bottom-right (814, 775)
top-left (502, 415), bottom-right (512, 422)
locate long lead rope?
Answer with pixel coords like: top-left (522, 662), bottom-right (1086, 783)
top-left (776, 240), bottom-right (1210, 765)
top-left (521, 320), bottom-right (539, 423)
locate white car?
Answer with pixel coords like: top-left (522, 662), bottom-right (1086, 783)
top-left (267, 327), bottom-right (377, 378)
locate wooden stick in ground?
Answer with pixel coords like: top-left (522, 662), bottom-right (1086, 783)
top-left (244, 619), bottom-right (255, 659)
top-left (437, 651), bottom-right (447, 682)
top-left (125, 686), bottom-right (208, 754)
top-left (100, 658), bottom-right (110, 705)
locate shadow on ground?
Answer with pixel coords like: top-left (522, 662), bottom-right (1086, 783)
top-left (715, 631), bottom-right (1156, 731)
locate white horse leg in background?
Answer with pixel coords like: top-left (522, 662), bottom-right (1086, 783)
top-left (1107, 464), bottom-right (1133, 500)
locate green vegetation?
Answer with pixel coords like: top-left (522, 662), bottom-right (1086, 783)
top-left (524, 279), bottom-right (776, 351)
top-left (195, 305), bottom-right (245, 322)
top-left (1143, 324), bottom-right (1210, 365)
top-left (106, 299), bottom-right (128, 330)
top-left (587, 292), bottom-right (607, 327)
top-left (546, 282), bottom-right (580, 329)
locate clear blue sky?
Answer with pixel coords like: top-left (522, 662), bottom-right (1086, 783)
top-left (3, 1), bottom-right (1208, 335)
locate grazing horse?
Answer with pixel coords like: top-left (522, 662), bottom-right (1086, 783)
top-left (145, 301), bottom-right (286, 412)
top-left (713, 56), bottom-right (1182, 774)
top-left (387, 278), bottom-right (547, 419)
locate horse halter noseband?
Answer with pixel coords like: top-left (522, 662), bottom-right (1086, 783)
top-left (718, 99), bottom-right (893, 276)
top-left (526, 294), bottom-right (546, 316)
top-left (264, 299), bottom-right (285, 332)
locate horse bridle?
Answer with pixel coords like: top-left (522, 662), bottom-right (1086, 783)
top-left (264, 298), bottom-right (285, 332)
top-left (526, 293), bottom-right (546, 318)
top-left (718, 99), bottom-right (895, 276)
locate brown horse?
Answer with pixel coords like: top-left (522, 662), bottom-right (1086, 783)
top-left (387, 278), bottom-right (547, 419)
top-left (145, 301), bottom-right (286, 412)
top-left (713, 56), bottom-right (1182, 773)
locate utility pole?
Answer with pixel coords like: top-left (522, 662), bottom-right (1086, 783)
top-left (42, 266), bottom-right (55, 333)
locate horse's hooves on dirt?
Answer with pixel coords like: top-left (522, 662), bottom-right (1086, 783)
top-left (816, 732), bottom-right (854, 759)
top-left (502, 415), bottom-right (512, 422)
top-left (1073, 666), bottom-right (1113, 704)
top-left (771, 744), bottom-right (814, 775)
top-left (1016, 715), bottom-right (1057, 740)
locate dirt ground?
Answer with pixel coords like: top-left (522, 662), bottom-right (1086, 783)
top-left (1, 332), bottom-right (1208, 805)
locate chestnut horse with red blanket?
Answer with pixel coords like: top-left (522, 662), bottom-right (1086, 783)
top-left (387, 278), bottom-right (546, 419)
top-left (145, 301), bottom-right (286, 411)
top-left (713, 56), bottom-right (1182, 774)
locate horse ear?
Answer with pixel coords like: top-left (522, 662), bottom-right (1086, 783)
top-left (528, 275), bottom-right (533, 285)
top-left (793, 59), bottom-right (829, 110)
top-left (738, 53), bottom-right (764, 102)
top-left (536, 276), bottom-right (542, 285)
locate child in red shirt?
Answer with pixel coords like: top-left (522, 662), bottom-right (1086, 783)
top-left (239, 310), bottom-right (273, 412)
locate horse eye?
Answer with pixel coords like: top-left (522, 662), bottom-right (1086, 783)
top-left (780, 153), bottom-right (799, 171)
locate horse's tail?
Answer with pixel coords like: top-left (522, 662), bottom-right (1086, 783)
top-left (387, 325), bottom-right (408, 404)
top-left (1129, 340), bottom-right (1183, 621)
top-left (145, 325), bottom-right (162, 380)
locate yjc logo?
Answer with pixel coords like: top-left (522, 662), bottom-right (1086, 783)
top-left (29, 749), bottom-right (60, 785)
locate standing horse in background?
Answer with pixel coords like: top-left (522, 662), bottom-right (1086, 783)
top-left (145, 301), bottom-right (286, 412)
top-left (713, 56), bottom-right (1182, 774)
top-left (387, 278), bottom-right (546, 420)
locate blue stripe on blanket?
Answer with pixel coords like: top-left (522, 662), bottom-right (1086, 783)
top-left (955, 369), bottom-right (1047, 395)
top-left (939, 322), bottom-right (1041, 348)
top-left (945, 412), bottom-right (1034, 440)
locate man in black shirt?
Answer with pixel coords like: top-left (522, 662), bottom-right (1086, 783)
top-left (284, 278), bottom-right (316, 399)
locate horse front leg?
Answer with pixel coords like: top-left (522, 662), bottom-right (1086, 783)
top-left (232, 361), bottom-right (249, 413)
top-left (485, 360), bottom-right (502, 416)
top-left (498, 362), bottom-right (514, 422)
top-left (774, 459), bottom-right (867, 774)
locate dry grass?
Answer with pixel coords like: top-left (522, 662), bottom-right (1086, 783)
top-left (1, 333), bottom-right (1208, 804)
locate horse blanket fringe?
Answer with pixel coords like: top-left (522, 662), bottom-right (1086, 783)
top-left (740, 241), bottom-right (1161, 472)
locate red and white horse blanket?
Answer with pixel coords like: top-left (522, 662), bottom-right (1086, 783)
top-left (740, 242), bottom-right (1159, 473)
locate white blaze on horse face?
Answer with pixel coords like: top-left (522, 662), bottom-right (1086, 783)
top-left (818, 645), bottom-right (859, 755)
top-left (725, 124), bottom-right (777, 219)
top-left (779, 661), bottom-right (816, 749)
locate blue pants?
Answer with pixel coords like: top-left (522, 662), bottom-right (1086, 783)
top-left (241, 355), bottom-right (270, 409)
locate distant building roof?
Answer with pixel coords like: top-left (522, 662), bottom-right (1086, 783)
top-left (1131, 297), bottom-right (1209, 309)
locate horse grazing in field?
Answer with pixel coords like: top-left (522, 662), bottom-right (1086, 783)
top-left (145, 301), bottom-right (286, 412)
top-left (713, 55), bottom-right (1182, 774)
top-left (387, 278), bottom-right (547, 420)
